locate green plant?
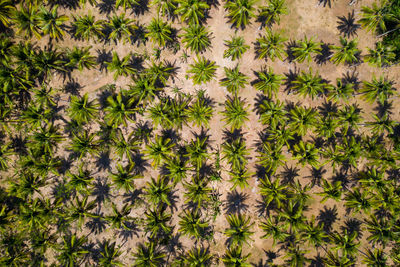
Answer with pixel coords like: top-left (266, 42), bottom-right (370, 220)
top-left (255, 30), bottom-right (287, 60)
top-left (223, 36), bottom-right (250, 60)
top-left (224, 213), bottom-right (254, 247)
top-left (188, 56), bottom-right (218, 85)
top-left (220, 65), bottom-right (249, 94)
top-left (221, 95), bottom-right (249, 129)
top-left (224, 0), bottom-right (257, 29)
top-left (181, 24), bottom-right (212, 53)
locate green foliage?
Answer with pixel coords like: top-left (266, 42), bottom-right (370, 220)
top-left (224, 0), bottom-right (257, 29)
top-left (224, 213), bottom-right (254, 247)
top-left (188, 56), bottom-right (218, 84)
top-left (146, 18), bottom-right (173, 46)
top-left (221, 95), bottom-right (249, 129)
top-left (181, 24), bottom-right (212, 53)
top-left (220, 65), bottom-right (249, 94)
top-left (255, 30), bottom-right (287, 60)
top-left (223, 36), bottom-right (250, 60)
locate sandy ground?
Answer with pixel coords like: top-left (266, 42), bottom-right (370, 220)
top-left (20, 0), bottom-right (400, 265)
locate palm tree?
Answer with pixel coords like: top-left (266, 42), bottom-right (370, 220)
top-left (221, 95), bottom-right (249, 130)
top-left (105, 203), bottom-right (133, 229)
top-left (145, 176), bottom-right (173, 207)
top-left (330, 230), bottom-right (359, 257)
top-left (66, 196), bottom-right (97, 229)
top-left (257, 0), bottom-right (287, 28)
top-left (317, 179), bottom-right (342, 203)
top-left (132, 242), bottom-right (165, 267)
top-left (315, 115), bottom-right (340, 138)
top-left (258, 175), bottom-right (287, 208)
top-left (116, 0), bottom-right (139, 11)
top-left (365, 42), bottom-right (396, 67)
top-left (222, 246), bottom-right (251, 267)
top-left (284, 246), bottom-right (310, 267)
top-left (362, 248), bottom-right (387, 267)
top-left (146, 17), bottom-right (173, 46)
top-left (146, 60), bottom-right (174, 85)
top-left (186, 94), bottom-right (213, 127)
top-left (300, 216), bottom-right (327, 248)
top-left (327, 78), bottom-right (355, 103)
top-left (180, 247), bottom-right (213, 266)
top-left (98, 240), bottom-right (124, 267)
top-left (109, 163), bottom-right (141, 192)
top-left (0, 0), bottom-right (14, 27)
top-left (257, 141), bottom-right (286, 173)
top-left (108, 13), bottom-right (137, 44)
top-left (291, 68), bottom-right (325, 99)
top-left (107, 52), bottom-right (136, 80)
top-left (178, 209), bottom-right (209, 239)
top-left (29, 124), bottom-right (64, 156)
top-left (323, 250), bottom-right (354, 267)
top-left (111, 129), bottom-right (140, 162)
top-left (289, 106), bottom-right (318, 136)
top-left (228, 166), bottom-right (252, 190)
top-left (66, 164), bottom-right (94, 194)
top-left (220, 65), bottom-right (249, 95)
top-left (255, 29), bottom-right (287, 60)
top-left (181, 24), bottom-right (212, 54)
top-left (33, 48), bottom-right (65, 80)
top-left (223, 36), bottom-right (250, 60)
top-left (367, 113), bottom-right (396, 135)
top-left (165, 156), bottom-right (189, 185)
top-left (175, 0), bottom-right (209, 25)
top-left (344, 188), bottom-right (372, 214)
top-left (222, 138), bottom-right (249, 170)
top-left (224, 0), bottom-right (257, 29)
top-left (260, 215), bottom-right (289, 244)
top-left (66, 46), bottom-right (97, 71)
top-left (338, 103), bottom-right (362, 134)
top-left (13, 5), bottom-right (42, 39)
top-left (292, 141), bottom-right (320, 168)
top-left (18, 198), bottom-right (49, 230)
top-left (359, 2), bottom-right (387, 33)
top-left (184, 176), bottom-right (212, 208)
top-left (364, 215), bottom-right (393, 247)
top-left (69, 130), bottom-right (99, 160)
top-left (39, 5), bottom-right (69, 41)
top-left (330, 37), bottom-right (360, 65)
top-left (72, 13), bottom-right (104, 41)
top-left (144, 206), bottom-right (172, 237)
top-left (253, 67), bottom-right (284, 98)
top-left (55, 234), bottom-right (88, 267)
top-left (8, 171), bottom-right (46, 199)
top-left (68, 93), bottom-right (99, 125)
top-left (104, 91), bottom-right (137, 127)
top-left (129, 75), bottom-right (163, 104)
top-left (145, 135), bottom-right (175, 168)
top-left (360, 76), bottom-right (396, 104)
top-left (258, 98), bottom-right (286, 128)
top-left (188, 56), bottom-right (218, 85)
top-left (224, 213), bottom-right (254, 247)
top-left (151, 0), bottom-right (177, 18)
top-left (185, 137), bottom-right (209, 169)
top-left (291, 36), bottom-right (322, 63)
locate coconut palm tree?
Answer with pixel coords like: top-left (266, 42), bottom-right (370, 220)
top-left (185, 136), bottom-right (209, 169)
top-left (188, 56), bottom-right (218, 85)
top-left (72, 13), bottom-right (104, 41)
top-left (365, 42), bottom-right (396, 67)
top-left (109, 163), bottom-right (141, 192)
top-left (222, 138), bottom-right (249, 170)
top-left (66, 196), bottom-right (97, 229)
top-left (228, 166), bottom-right (252, 190)
top-left (360, 76), bottom-right (396, 104)
top-left (69, 130), bottom-right (100, 160)
top-left (317, 179), bottom-right (342, 203)
top-left (68, 93), bottom-right (99, 125)
top-left (257, 142), bottom-right (286, 173)
top-left (66, 164), bottom-right (94, 194)
top-left (39, 5), bottom-right (69, 41)
top-left (223, 36), bottom-right (250, 60)
top-left (129, 75), bottom-right (163, 104)
top-left (178, 209), bottom-right (208, 239)
top-left (255, 30), bottom-right (287, 60)
top-left (258, 175), bottom-right (287, 208)
top-left (105, 203), bottom-right (133, 229)
top-left (359, 2), bottom-right (388, 33)
top-left (144, 206), bottom-right (172, 237)
top-left (224, 213), bottom-right (254, 247)
top-left (179, 247), bottom-right (213, 266)
top-left (291, 36), bottom-right (322, 63)
top-left (116, 0), bottom-right (139, 11)
top-left (224, 0), bottom-right (257, 29)
top-left (260, 215), bottom-right (289, 244)
top-left (330, 37), bottom-right (360, 65)
top-left (0, 0), bottom-right (14, 27)
top-left (132, 242), bottom-right (165, 267)
top-left (222, 246), bottom-right (251, 267)
top-left (220, 65), bottom-right (249, 95)
top-left (146, 17), bottom-right (173, 46)
top-left (289, 106), bottom-right (318, 136)
top-left (107, 52), bottom-right (136, 80)
top-left (362, 248), bottom-right (387, 267)
top-left (330, 230), bottom-right (359, 257)
top-left (104, 91), bottom-right (137, 127)
top-left (291, 68), bottom-right (325, 99)
top-left (181, 24), bottom-right (212, 54)
top-left (66, 46), bottom-right (97, 71)
top-left (55, 234), bottom-right (88, 267)
top-left (175, 0), bottom-right (209, 25)
top-left (98, 240), bottom-right (124, 267)
top-left (29, 124), bottom-right (64, 156)
top-left (108, 13), bottom-right (137, 44)
top-left (292, 141), bottom-right (320, 168)
top-left (258, 98), bottom-right (287, 128)
top-left (145, 135), bottom-right (175, 168)
top-left (327, 78), bottom-right (355, 102)
top-left (151, 0), bottom-right (177, 18)
top-left (301, 215), bottom-right (327, 248)
top-left (253, 67), bottom-right (284, 98)
top-left (364, 215), bottom-right (393, 247)
top-left (221, 95), bottom-right (249, 130)
top-left (257, 0), bottom-right (287, 28)
top-left (186, 94), bottom-right (213, 127)
top-left (13, 5), bottom-right (42, 39)
top-left (145, 176), bottom-right (173, 207)
top-left (184, 176), bottom-right (212, 208)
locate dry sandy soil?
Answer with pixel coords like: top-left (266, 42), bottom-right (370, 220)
top-left (30, 0), bottom-right (400, 265)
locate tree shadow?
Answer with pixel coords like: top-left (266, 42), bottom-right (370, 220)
top-left (51, 178), bottom-right (75, 204)
top-left (96, 48), bottom-right (112, 72)
top-left (310, 136), bottom-right (326, 150)
top-left (64, 79), bottom-right (82, 96)
top-left (97, 0), bottom-right (116, 14)
top-left (222, 128), bottom-right (245, 143)
top-left (285, 40), bottom-right (297, 63)
top-left (95, 150), bottom-right (112, 172)
top-left (130, 0), bottom-right (149, 15)
top-left (59, 157), bottom-right (74, 175)
top-left (317, 205), bottom-right (338, 233)
top-left (318, 100), bottom-right (339, 118)
top-left (280, 164), bottom-right (299, 185)
top-left (133, 120), bottom-right (153, 144)
top-left (86, 213), bottom-right (108, 235)
top-left (331, 170), bottom-right (352, 189)
top-left (130, 53), bottom-right (145, 73)
top-left (130, 23), bottom-right (148, 47)
top-left (164, 233), bottom-right (183, 262)
top-left (10, 134), bottom-right (27, 156)
top-left (341, 70), bottom-right (360, 90)
top-left (283, 67), bottom-right (299, 94)
top-left (48, 0), bottom-right (80, 9)
top-left (118, 221), bottom-right (141, 241)
top-left (315, 42), bottom-right (333, 65)
top-left (92, 177), bottom-right (112, 208)
top-left (97, 84), bottom-right (116, 109)
top-left (340, 218), bottom-right (363, 240)
top-left (318, 0), bottom-right (334, 8)
top-left (123, 188), bottom-right (143, 206)
top-left (337, 11), bottom-right (360, 38)
top-left (309, 254), bottom-right (325, 267)
top-left (253, 93), bottom-right (270, 115)
top-left (374, 101), bottom-right (393, 118)
top-left (198, 162), bottom-right (214, 179)
top-left (131, 152), bottom-right (149, 174)
top-left (191, 128), bottom-right (211, 145)
top-left (225, 190), bottom-right (249, 214)
top-left (161, 128), bottom-right (181, 144)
